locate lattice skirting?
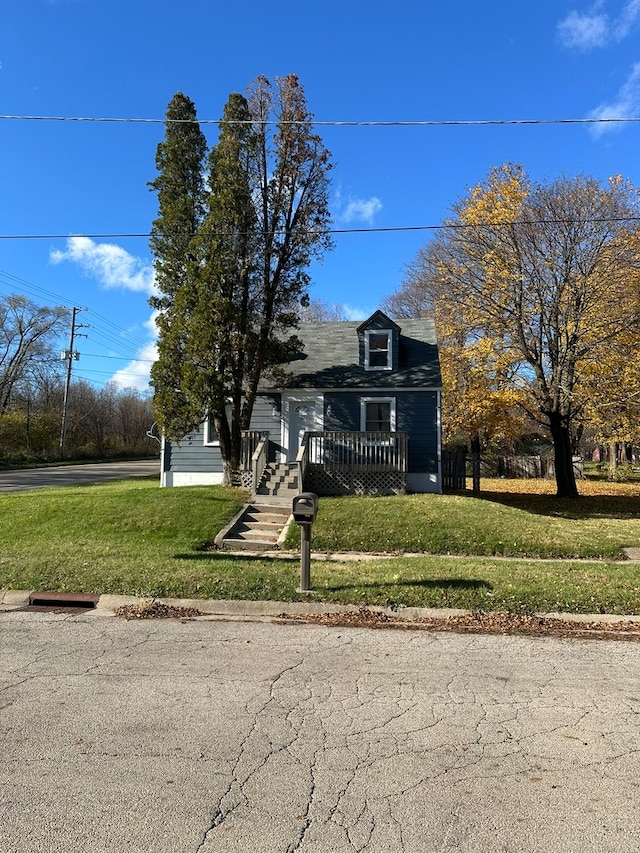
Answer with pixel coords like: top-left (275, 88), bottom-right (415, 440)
top-left (306, 469), bottom-right (406, 496)
top-left (232, 470), bottom-right (254, 489)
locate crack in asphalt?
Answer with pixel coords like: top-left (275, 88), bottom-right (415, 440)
top-left (4, 615), bottom-right (639, 852)
top-left (190, 625), bottom-right (640, 852)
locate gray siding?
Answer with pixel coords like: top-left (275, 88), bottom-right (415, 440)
top-left (324, 391), bottom-right (438, 474)
top-left (397, 392), bottom-right (439, 474)
top-left (164, 390), bottom-right (438, 479)
top-left (250, 394), bottom-right (283, 460)
top-left (324, 393), bottom-right (359, 430)
top-left (166, 426), bottom-right (223, 474)
top-left (165, 394), bottom-right (283, 474)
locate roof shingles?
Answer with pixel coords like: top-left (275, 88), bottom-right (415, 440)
top-left (261, 318), bottom-right (441, 390)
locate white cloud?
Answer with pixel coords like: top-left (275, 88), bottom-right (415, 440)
top-left (333, 189), bottom-right (383, 226)
top-left (558, 1), bottom-right (640, 49)
top-left (110, 341), bottom-right (157, 392)
top-left (557, 10), bottom-right (609, 48)
top-left (50, 237), bottom-right (158, 389)
top-left (341, 305), bottom-right (369, 321)
top-left (343, 197), bottom-right (383, 224)
top-left (109, 313), bottom-right (160, 391)
top-left (589, 61), bottom-right (640, 136)
top-left (50, 236), bottom-right (156, 296)
top-left (615, 0), bottom-right (640, 37)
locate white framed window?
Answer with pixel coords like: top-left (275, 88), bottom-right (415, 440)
top-left (364, 329), bottom-right (392, 370)
top-left (204, 416), bottom-right (219, 446)
top-left (360, 397), bottom-right (396, 433)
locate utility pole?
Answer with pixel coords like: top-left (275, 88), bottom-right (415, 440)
top-left (59, 307), bottom-right (87, 459)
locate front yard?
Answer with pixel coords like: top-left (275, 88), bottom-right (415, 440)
top-left (0, 477), bottom-right (638, 614)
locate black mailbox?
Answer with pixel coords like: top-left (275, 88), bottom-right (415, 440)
top-left (292, 492), bottom-right (318, 526)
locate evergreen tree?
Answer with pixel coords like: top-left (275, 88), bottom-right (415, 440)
top-left (149, 92), bottom-right (208, 438)
top-left (184, 92), bottom-right (258, 481)
top-left (149, 77), bottom-right (333, 483)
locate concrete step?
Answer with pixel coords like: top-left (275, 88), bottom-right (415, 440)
top-left (243, 511), bottom-right (290, 525)
top-left (256, 483), bottom-right (298, 497)
top-left (215, 503), bottom-right (292, 551)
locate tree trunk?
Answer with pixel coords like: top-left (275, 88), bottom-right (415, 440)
top-left (212, 411), bottom-right (235, 487)
top-left (548, 412), bottom-right (579, 498)
top-left (608, 441), bottom-right (618, 482)
top-left (471, 432), bottom-right (481, 494)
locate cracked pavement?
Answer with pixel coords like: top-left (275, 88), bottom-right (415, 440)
top-left (1, 610), bottom-right (639, 852)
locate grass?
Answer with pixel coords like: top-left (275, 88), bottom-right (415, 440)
top-left (0, 476), bottom-right (639, 614)
top-left (285, 479), bottom-right (640, 559)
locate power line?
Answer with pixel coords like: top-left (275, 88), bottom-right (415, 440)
top-left (0, 266), bottom-right (153, 366)
top-left (2, 216), bottom-right (640, 242)
top-left (81, 352), bottom-right (154, 362)
top-left (0, 266), bottom-right (75, 308)
top-left (0, 114), bottom-right (639, 128)
top-left (85, 308), bottom-right (152, 350)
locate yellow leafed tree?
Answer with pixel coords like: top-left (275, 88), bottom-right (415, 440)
top-left (385, 164), bottom-right (640, 497)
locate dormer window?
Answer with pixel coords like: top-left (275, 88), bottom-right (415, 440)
top-left (365, 329), bottom-right (392, 370)
top-left (358, 310), bottom-right (400, 371)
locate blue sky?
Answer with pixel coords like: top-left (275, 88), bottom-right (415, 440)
top-left (2, 0), bottom-right (640, 392)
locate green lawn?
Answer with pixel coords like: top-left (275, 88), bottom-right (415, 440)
top-left (288, 488), bottom-right (640, 559)
top-left (0, 478), bottom-right (639, 614)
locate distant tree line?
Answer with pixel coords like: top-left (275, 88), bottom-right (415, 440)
top-left (0, 377), bottom-right (158, 462)
top-left (0, 293), bottom-right (158, 462)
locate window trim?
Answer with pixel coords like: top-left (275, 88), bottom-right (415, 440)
top-left (364, 329), bottom-right (393, 371)
top-left (204, 416), bottom-right (219, 447)
top-left (360, 396), bottom-right (396, 433)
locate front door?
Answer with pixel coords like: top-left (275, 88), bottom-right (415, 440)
top-left (287, 397), bottom-right (322, 460)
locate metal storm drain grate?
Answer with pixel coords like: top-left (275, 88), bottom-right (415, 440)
top-left (25, 591), bottom-right (100, 613)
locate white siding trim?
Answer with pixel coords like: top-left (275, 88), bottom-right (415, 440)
top-left (364, 328), bottom-right (393, 371)
top-left (203, 417), bottom-right (220, 447)
top-left (160, 435), bottom-right (167, 487)
top-left (164, 471), bottom-right (225, 488)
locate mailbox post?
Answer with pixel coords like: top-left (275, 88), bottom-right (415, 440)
top-left (292, 492), bottom-right (318, 592)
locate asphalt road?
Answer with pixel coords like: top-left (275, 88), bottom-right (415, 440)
top-left (0, 459), bottom-right (160, 491)
top-left (1, 610), bottom-right (638, 853)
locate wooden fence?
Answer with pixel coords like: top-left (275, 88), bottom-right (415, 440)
top-left (442, 449), bottom-right (467, 490)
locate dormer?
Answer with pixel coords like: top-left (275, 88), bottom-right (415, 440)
top-left (357, 311), bottom-right (401, 372)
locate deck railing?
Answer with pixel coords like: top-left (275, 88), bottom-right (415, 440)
top-left (250, 432), bottom-right (270, 493)
top-left (296, 432), bottom-right (310, 490)
top-left (240, 430), bottom-right (265, 467)
top-left (305, 431), bottom-right (408, 473)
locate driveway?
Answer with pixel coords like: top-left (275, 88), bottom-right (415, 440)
top-left (1, 610), bottom-right (638, 852)
top-left (0, 460), bottom-right (159, 492)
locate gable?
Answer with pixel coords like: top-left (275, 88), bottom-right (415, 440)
top-left (356, 311), bottom-right (400, 372)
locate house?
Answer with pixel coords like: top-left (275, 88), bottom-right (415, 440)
top-left (160, 310), bottom-right (442, 496)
